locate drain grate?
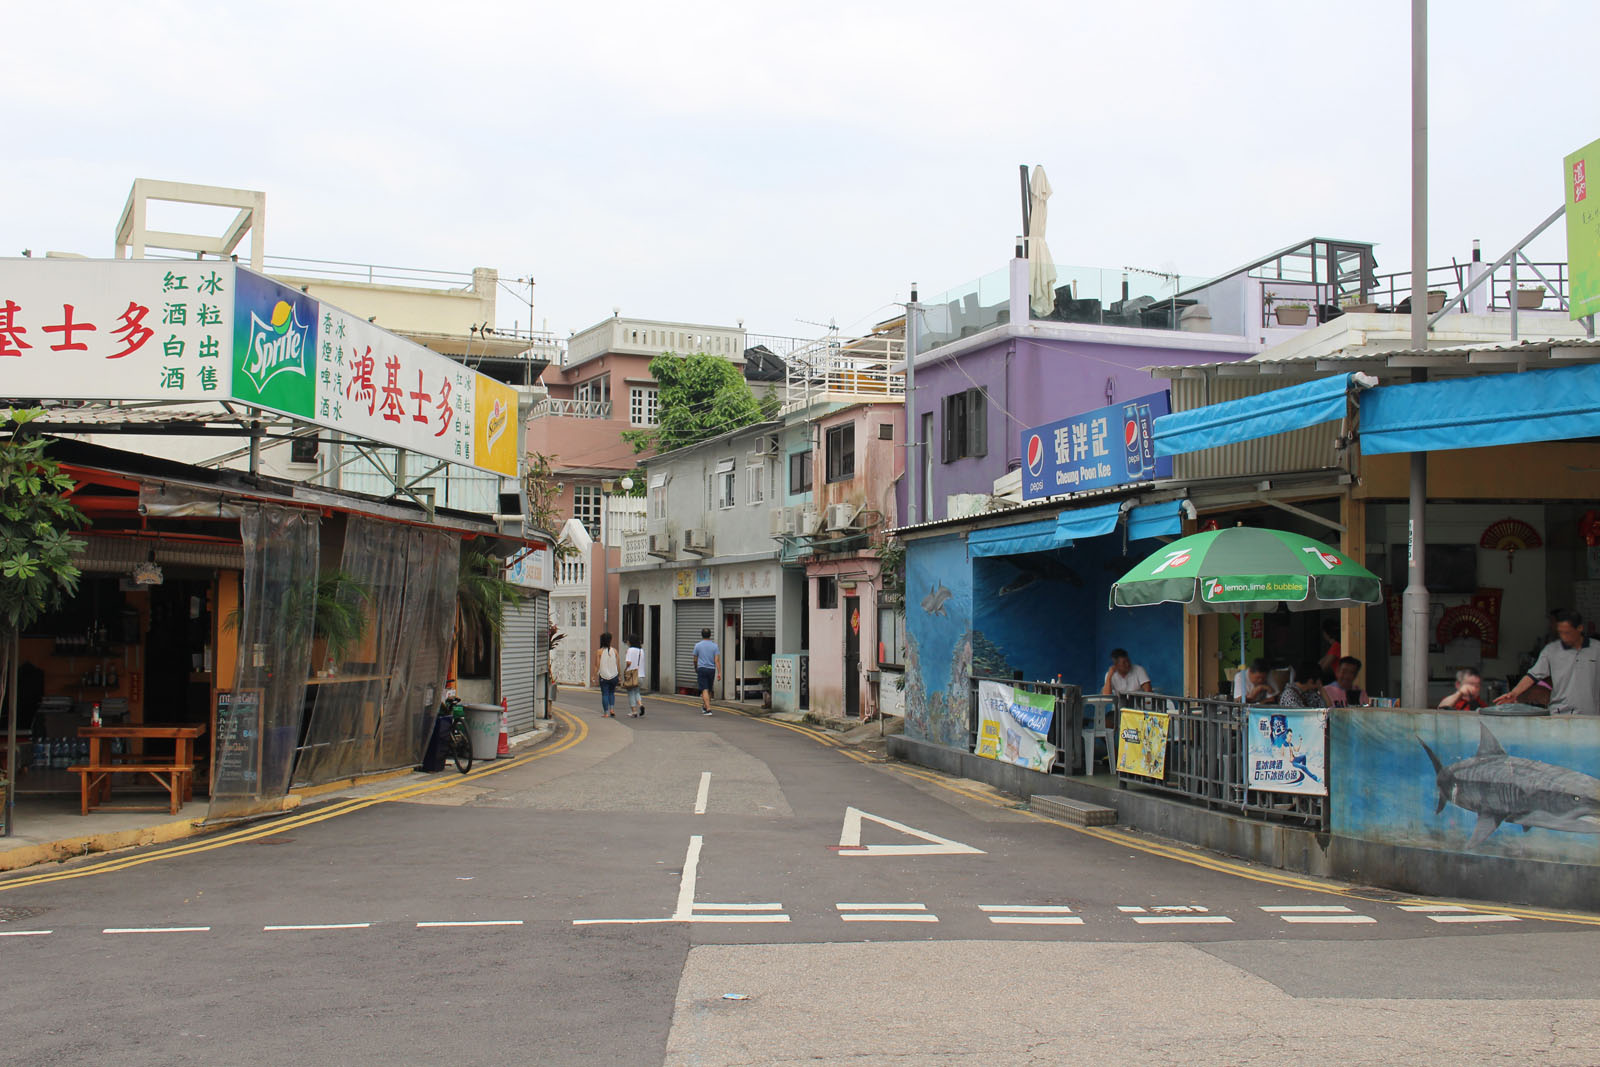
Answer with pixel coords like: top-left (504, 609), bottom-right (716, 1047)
top-left (0, 905), bottom-right (50, 922)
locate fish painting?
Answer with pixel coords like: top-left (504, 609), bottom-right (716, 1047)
top-left (997, 573), bottom-right (1040, 597)
top-left (920, 581), bottom-right (953, 616)
top-left (1420, 722), bottom-right (1600, 848)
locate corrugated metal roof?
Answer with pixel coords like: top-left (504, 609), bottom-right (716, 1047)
top-left (1149, 335), bottom-right (1600, 381)
top-left (1167, 376), bottom-right (1349, 480)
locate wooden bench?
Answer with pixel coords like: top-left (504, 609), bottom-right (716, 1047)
top-left (67, 762), bottom-right (190, 816)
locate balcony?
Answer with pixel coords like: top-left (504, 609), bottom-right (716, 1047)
top-left (783, 330), bottom-right (905, 413)
top-left (554, 556), bottom-right (588, 589)
top-left (621, 531), bottom-right (652, 568)
top-left (566, 317), bottom-right (746, 367)
top-left (527, 397), bottom-right (612, 420)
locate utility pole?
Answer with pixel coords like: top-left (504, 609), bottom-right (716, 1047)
top-left (904, 284), bottom-right (920, 525)
top-left (1401, 0), bottom-right (1430, 709)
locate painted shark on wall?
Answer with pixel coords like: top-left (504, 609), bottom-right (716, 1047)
top-left (1420, 723), bottom-right (1600, 848)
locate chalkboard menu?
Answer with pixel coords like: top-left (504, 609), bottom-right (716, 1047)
top-left (213, 689), bottom-right (262, 798)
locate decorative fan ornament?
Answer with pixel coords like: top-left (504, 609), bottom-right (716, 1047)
top-left (1436, 604), bottom-right (1496, 651)
top-left (1470, 588), bottom-right (1503, 658)
top-left (1478, 518), bottom-right (1542, 572)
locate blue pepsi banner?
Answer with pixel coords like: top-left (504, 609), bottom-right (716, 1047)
top-left (1020, 391), bottom-right (1172, 501)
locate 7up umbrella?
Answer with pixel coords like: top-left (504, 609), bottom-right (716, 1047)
top-left (1112, 527), bottom-right (1381, 617)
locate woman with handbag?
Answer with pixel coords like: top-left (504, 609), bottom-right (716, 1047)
top-left (593, 632), bottom-right (620, 717)
top-left (622, 636), bottom-right (645, 717)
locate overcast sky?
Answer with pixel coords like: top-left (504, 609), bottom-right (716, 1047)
top-left (4, 1), bottom-right (1590, 343)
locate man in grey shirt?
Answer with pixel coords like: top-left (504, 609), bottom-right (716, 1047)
top-left (1497, 609), bottom-right (1600, 715)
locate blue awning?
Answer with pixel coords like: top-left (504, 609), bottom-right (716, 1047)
top-left (1152, 373), bottom-right (1365, 456)
top-left (969, 516), bottom-right (1072, 557)
top-left (1126, 500), bottom-right (1183, 540)
top-left (1055, 501), bottom-right (1124, 541)
top-left (1360, 361), bottom-right (1600, 455)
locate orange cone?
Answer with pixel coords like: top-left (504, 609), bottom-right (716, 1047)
top-left (496, 700), bottom-right (512, 758)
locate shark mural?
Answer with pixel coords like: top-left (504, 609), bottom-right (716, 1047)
top-left (1420, 723), bottom-right (1600, 848)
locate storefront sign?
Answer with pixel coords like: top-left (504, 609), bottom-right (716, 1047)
top-left (719, 565), bottom-right (775, 596)
top-left (1565, 136), bottom-right (1600, 320)
top-left (974, 680), bottom-right (1059, 772)
top-left (1020, 391), bottom-right (1171, 502)
top-left (0, 259), bottom-right (518, 477)
top-left (505, 546), bottom-right (549, 589)
top-left (1116, 707), bottom-right (1170, 779)
top-left (1246, 709), bottom-right (1327, 796)
top-left (695, 567), bottom-right (712, 598)
top-left (675, 568), bottom-right (712, 599)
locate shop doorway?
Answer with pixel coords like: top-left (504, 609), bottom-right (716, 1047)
top-left (144, 578), bottom-right (213, 728)
top-left (722, 609), bottom-right (742, 701)
top-left (648, 605), bottom-right (661, 694)
top-left (844, 594), bottom-right (860, 718)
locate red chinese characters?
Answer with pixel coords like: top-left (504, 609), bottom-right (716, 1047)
top-left (378, 356), bottom-right (405, 424)
top-left (0, 299), bottom-right (30, 357)
top-left (434, 378), bottom-right (454, 438)
top-left (42, 303), bottom-right (97, 352)
top-left (108, 302), bottom-right (154, 359)
top-left (408, 370), bottom-right (431, 425)
top-left (346, 345), bottom-right (376, 415)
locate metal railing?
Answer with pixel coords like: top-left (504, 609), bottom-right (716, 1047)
top-left (263, 254), bottom-right (479, 291)
top-left (1115, 692), bottom-right (1326, 830)
top-left (783, 330), bottom-right (906, 412)
top-left (966, 676), bottom-right (1083, 775)
top-left (526, 397), bottom-right (612, 420)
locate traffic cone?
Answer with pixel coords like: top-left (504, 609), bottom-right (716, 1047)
top-left (496, 700), bottom-right (512, 758)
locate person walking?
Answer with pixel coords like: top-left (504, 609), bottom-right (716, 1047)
top-left (593, 632), bottom-right (620, 718)
top-left (693, 627), bottom-right (720, 716)
top-left (623, 636), bottom-right (645, 718)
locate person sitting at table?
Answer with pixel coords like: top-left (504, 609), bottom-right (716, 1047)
top-left (1277, 662), bottom-right (1330, 709)
top-left (1232, 658), bottom-right (1278, 704)
top-left (1103, 648), bottom-right (1153, 698)
top-left (1438, 668), bottom-right (1486, 711)
top-left (1324, 656), bottom-right (1366, 707)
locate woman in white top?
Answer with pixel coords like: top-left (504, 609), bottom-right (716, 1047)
top-left (623, 637), bottom-right (646, 717)
top-left (593, 632), bottom-right (620, 717)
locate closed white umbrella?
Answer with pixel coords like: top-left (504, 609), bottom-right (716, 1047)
top-left (1027, 164), bottom-right (1057, 318)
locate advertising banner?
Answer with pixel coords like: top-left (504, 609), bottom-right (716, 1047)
top-left (1020, 390), bottom-right (1171, 502)
top-left (1116, 707), bottom-right (1170, 779)
top-left (1201, 574), bottom-right (1309, 605)
top-left (0, 259), bottom-right (518, 477)
top-left (975, 680), bottom-right (1059, 772)
top-left (1565, 136), bottom-right (1600, 320)
top-left (1246, 709), bottom-right (1328, 795)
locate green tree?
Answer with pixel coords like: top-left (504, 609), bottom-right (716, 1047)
top-left (623, 352), bottom-right (764, 455)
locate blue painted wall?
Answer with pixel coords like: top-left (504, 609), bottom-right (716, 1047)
top-left (904, 533), bottom-right (974, 749)
top-left (1332, 709), bottom-right (1600, 866)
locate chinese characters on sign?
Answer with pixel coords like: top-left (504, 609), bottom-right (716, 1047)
top-left (718, 566), bottom-right (776, 597)
top-left (1566, 137), bottom-right (1600, 320)
top-left (1020, 391), bottom-right (1172, 502)
top-left (1245, 710), bottom-right (1327, 796)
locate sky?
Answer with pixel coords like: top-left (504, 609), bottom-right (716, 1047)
top-left (3, 0), bottom-right (1592, 344)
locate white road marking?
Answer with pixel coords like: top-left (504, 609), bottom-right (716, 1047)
top-left (836, 903), bottom-right (927, 911)
top-left (694, 772), bottom-right (711, 815)
top-left (1132, 915), bottom-right (1233, 925)
top-left (687, 915), bottom-right (791, 923)
top-left (1280, 915), bottom-right (1377, 924)
top-left (1260, 905), bottom-right (1356, 913)
top-left (836, 807), bottom-right (984, 858)
top-left (695, 903), bottom-right (783, 911)
top-left (1260, 905), bottom-right (1375, 924)
top-left (1400, 904), bottom-right (1470, 912)
top-left (102, 926), bottom-right (211, 934)
top-left (979, 904), bottom-right (1077, 913)
top-left (0, 929), bottom-right (52, 937)
top-left (840, 914), bottom-right (940, 922)
top-left (1119, 905), bottom-right (1208, 913)
top-left (1398, 905), bottom-right (1519, 923)
top-left (1423, 913), bottom-right (1521, 924)
top-left (988, 916), bottom-right (1085, 925)
top-left (264, 923), bottom-right (372, 931)
top-left (415, 920), bottom-right (524, 928)
top-left (673, 835), bottom-right (703, 920)
top-left (572, 836), bottom-right (792, 925)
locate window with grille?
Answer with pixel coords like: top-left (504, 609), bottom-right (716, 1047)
top-left (746, 463), bottom-right (765, 504)
top-left (941, 388), bottom-right (988, 463)
top-left (629, 386), bottom-right (659, 427)
top-left (877, 606), bottom-right (906, 668)
top-left (573, 485), bottom-right (601, 537)
top-left (716, 460), bottom-right (736, 509)
top-left (789, 450), bottom-right (813, 494)
top-left (816, 575), bottom-right (838, 609)
top-left (825, 424), bottom-right (855, 483)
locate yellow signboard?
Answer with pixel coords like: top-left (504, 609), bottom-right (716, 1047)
top-left (473, 375), bottom-right (520, 478)
top-left (1116, 708), bottom-right (1170, 779)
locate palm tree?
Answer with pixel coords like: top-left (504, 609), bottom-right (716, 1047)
top-left (455, 548), bottom-right (526, 664)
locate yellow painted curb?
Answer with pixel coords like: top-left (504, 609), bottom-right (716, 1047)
top-left (291, 766), bottom-right (415, 800)
top-left (0, 816), bottom-right (206, 872)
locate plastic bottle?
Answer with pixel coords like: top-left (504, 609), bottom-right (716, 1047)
top-left (91, 703), bottom-right (102, 728)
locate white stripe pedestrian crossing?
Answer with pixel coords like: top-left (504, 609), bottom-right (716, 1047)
top-left (1260, 905), bottom-right (1375, 924)
top-left (1399, 904), bottom-right (1519, 923)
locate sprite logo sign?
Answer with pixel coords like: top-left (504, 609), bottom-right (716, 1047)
top-left (242, 300), bottom-right (311, 393)
top-left (232, 268), bottom-right (317, 417)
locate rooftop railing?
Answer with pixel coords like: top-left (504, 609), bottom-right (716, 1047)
top-left (526, 397), bottom-right (612, 420)
top-left (782, 329), bottom-right (906, 412)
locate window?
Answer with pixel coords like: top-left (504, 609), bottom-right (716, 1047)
top-left (919, 412), bottom-right (933, 518)
top-left (745, 463), bottom-right (765, 504)
top-left (649, 474), bottom-right (667, 520)
top-left (572, 485), bottom-right (601, 537)
top-left (629, 386), bottom-right (659, 427)
top-left (290, 436), bottom-right (319, 464)
top-left (877, 606), bottom-right (906, 668)
top-left (941, 388), bottom-right (988, 462)
top-left (877, 422), bottom-right (894, 440)
top-left (816, 575), bottom-right (838, 609)
top-left (716, 459), bottom-right (736, 509)
top-left (825, 424), bottom-right (855, 483)
top-left (789, 449), bottom-right (813, 494)
top-left (575, 374), bottom-right (611, 409)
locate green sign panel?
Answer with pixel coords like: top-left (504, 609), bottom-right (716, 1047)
top-left (1200, 574), bottom-right (1309, 605)
top-left (1564, 137), bottom-right (1600, 321)
top-left (230, 266), bottom-right (318, 417)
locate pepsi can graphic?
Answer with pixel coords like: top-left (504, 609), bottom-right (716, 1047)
top-left (1123, 404), bottom-right (1143, 479)
top-left (1137, 403), bottom-right (1156, 476)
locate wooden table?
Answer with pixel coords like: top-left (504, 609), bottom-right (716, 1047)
top-left (71, 724), bottom-right (207, 815)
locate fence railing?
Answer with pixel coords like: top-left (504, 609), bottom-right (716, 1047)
top-left (527, 397), bottom-right (612, 420)
top-left (1115, 692), bottom-right (1327, 830)
top-left (966, 676), bottom-right (1083, 775)
top-left (621, 531), bottom-right (651, 568)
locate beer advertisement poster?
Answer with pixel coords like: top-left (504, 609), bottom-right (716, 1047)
top-left (975, 681), bottom-right (1059, 773)
top-left (1246, 710), bottom-right (1328, 796)
top-left (1116, 708), bottom-right (1170, 779)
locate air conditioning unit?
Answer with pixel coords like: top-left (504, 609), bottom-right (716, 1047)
top-left (647, 532), bottom-right (675, 558)
top-left (799, 504), bottom-right (822, 535)
top-left (750, 433), bottom-right (780, 457)
top-left (825, 503), bottom-right (858, 531)
top-left (769, 507), bottom-right (791, 537)
top-left (682, 528), bottom-right (714, 555)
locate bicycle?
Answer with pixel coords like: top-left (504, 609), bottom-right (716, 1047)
top-left (442, 697), bottom-right (473, 774)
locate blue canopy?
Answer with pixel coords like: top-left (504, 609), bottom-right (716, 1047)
top-left (1055, 501), bottom-right (1124, 541)
top-left (1126, 500), bottom-right (1183, 540)
top-left (969, 516), bottom-right (1072, 557)
top-left (1152, 374), bottom-right (1360, 456)
top-left (1360, 361), bottom-right (1600, 455)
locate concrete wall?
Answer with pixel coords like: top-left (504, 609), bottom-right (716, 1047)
top-left (279, 269), bottom-right (495, 337)
top-left (806, 555), bottom-right (882, 720)
top-left (651, 423), bottom-right (781, 557)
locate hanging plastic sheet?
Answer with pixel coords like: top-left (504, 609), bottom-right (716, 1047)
top-left (1126, 500), bottom-right (1183, 541)
top-left (967, 516), bottom-right (1071, 557)
top-left (208, 504), bottom-right (318, 822)
top-left (293, 517), bottom-right (460, 785)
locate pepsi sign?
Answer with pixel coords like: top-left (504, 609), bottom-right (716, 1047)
top-left (1019, 390), bottom-right (1172, 502)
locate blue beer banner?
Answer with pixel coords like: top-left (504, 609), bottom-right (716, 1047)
top-left (1020, 391), bottom-right (1172, 502)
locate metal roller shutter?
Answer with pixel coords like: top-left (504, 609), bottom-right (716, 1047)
top-left (674, 600), bottom-right (715, 692)
top-left (502, 596), bottom-right (538, 735)
top-left (532, 592), bottom-right (549, 721)
top-left (740, 596), bottom-right (776, 637)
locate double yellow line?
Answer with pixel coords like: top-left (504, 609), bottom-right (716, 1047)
top-left (0, 708), bottom-right (588, 892)
top-left (663, 693), bottom-right (1600, 926)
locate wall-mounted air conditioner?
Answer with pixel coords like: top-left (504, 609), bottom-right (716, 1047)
top-left (682, 528), bottom-right (714, 554)
top-left (825, 503), bottom-right (858, 531)
top-left (647, 533), bottom-right (675, 558)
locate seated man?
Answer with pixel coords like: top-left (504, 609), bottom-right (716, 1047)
top-left (1324, 656), bottom-right (1366, 707)
top-left (1103, 648), bottom-right (1153, 698)
top-left (1277, 662), bottom-right (1330, 709)
top-left (1232, 658), bottom-right (1278, 704)
top-left (1438, 668), bottom-right (1486, 711)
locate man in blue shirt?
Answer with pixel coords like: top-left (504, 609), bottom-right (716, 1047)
top-left (693, 628), bottom-right (720, 716)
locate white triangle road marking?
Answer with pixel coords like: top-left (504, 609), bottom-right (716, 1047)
top-left (836, 807), bottom-right (985, 857)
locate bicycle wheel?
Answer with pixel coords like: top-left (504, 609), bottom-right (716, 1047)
top-left (450, 724), bottom-right (473, 774)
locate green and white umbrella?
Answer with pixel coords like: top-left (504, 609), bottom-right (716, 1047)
top-left (1111, 527), bottom-right (1382, 616)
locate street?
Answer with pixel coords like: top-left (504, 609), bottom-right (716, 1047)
top-left (3, 698), bottom-right (1599, 1067)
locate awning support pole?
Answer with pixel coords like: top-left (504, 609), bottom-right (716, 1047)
top-left (1402, 0), bottom-right (1431, 710)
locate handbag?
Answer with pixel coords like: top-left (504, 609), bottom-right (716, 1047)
top-left (622, 666), bottom-right (640, 688)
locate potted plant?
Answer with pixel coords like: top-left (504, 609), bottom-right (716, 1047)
top-left (1426, 290), bottom-right (1447, 312)
top-left (1275, 302), bottom-right (1311, 326)
top-left (758, 662), bottom-right (773, 709)
top-left (1341, 294), bottom-right (1379, 314)
top-left (1516, 285), bottom-right (1546, 309)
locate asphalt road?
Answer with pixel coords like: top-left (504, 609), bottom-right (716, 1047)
top-left (3, 696), bottom-right (1598, 1066)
